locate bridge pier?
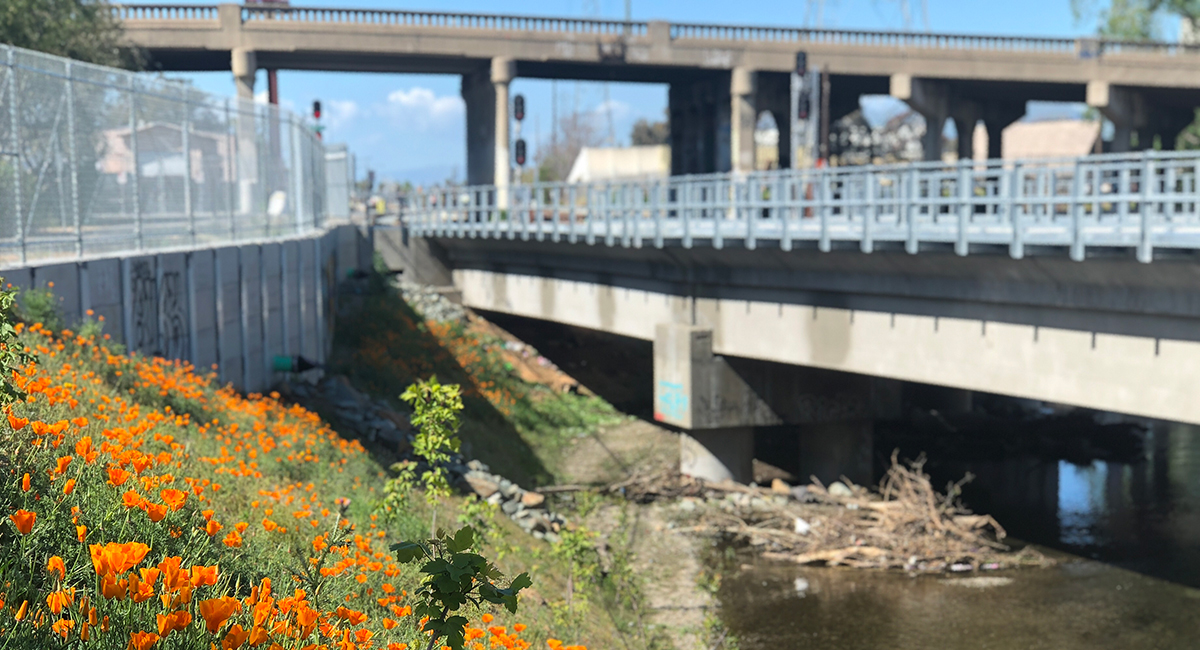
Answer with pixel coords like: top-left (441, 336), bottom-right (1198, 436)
top-left (1088, 81), bottom-right (1193, 151)
top-left (491, 58), bottom-right (515, 208)
top-left (731, 68), bottom-right (757, 173)
top-left (231, 47), bottom-right (256, 101)
top-left (892, 74), bottom-right (1028, 161)
top-left (653, 322), bottom-right (887, 485)
top-left (462, 68), bottom-right (496, 186)
top-left (669, 73), bottom-right (732, 174)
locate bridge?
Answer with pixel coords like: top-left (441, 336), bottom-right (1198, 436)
top-left (389, 152), bottom-right (1200, 483)
top-left (117, 4), bottom-right (1200, 187)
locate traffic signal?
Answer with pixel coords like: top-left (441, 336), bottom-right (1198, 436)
top-left (513, 94), bottom-right (525, 122)
top-left (514, 139), bottom-right (526, 166)
top-left (795, 52), bottom-right (807, 75)
top-left (312, 100), bottom-right (321, 120)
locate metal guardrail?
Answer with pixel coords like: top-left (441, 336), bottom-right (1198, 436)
top-left (403, 151), bottom-right (1200, 264)
top-left (0, 43), bottom-right (330, 269)
top-left (112, 3), bottom-right (1200, 56)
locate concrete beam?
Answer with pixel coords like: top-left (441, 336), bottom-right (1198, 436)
top-left (455, 267), bottom-right (1200, 426)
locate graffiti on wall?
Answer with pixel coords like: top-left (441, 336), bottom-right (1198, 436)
top-left (129, 261), bottom-right (159, 354)
top-left (128, 260), bottom-right (189, 360)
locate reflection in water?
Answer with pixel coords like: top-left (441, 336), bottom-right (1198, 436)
top-left (720, 557), bottom-right (1200, 650)
top-left (718, 418), bottom-right (1200, 647)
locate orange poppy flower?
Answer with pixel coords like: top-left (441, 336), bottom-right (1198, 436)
top-left (55, 455), bottom-right (72, 474)
top-left (10, 509), bottom-right (35, 534)
top-left (382, 618), bottom-right (397, 630)
top-left (7, 414), bottom-right (28, 430)
top-left (190, 564), bottom-right (218, 587)
top-left (89, 541), bottom-right (150, 576)
top-left (334, 607), bottom-right (368, 625)
top-left (107, 467), bottom-right (131, 486)
top-left (144, 502), bottom-right (168, 522)
top-left (46, 588), bottom-right (74, 614)
top-left (513, 624), bottom-right (526, 633)
top-left (205, 519), bottom-right (222, 536)
top-left (481, 614), bottom-right (493, 624)
top-left (51, 618), bottom-right (74, 639)
top-left (222, 623), bottom-right (251, 650)
top-left (100, 574), bottom-right (127, 600)
top-left (20, 473), bottom-right (30, 492)
top-left (76, 524), bottom-right (87, 542)
top-left (46, 555), bottom-right (66, 580)
top-left (160, 488), bottom-right (187, 511)
top-left (247, 625), bottom-right (271, 647)
top-left (62, 478), bottom-right (76, 495)
top-left (222, 529), bottom-right (243, 548)
top-left (129, 630), bottom-right (160, 650)
top-left (198, 596), bottom-right (241, 633)
top-left (14, 600), bottom-right (28, 621)
top-left (157, 610), bottom-right (192, 637)
top-left (122, 490), bottom-right (145, 509)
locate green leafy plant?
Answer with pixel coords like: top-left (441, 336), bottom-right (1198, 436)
top-left (399, 376), bottom-right (464, 504)
top-left (16, 286), bottom-right (63, 334)
top-left (0, 281), bottom-right (35, 404)
top-left (551, 526), bottom-right (601, 613)
top-left (392, 526), bottom-right (532, 650)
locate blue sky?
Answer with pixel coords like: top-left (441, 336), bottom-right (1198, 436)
top-left (157, 1), bottom-right (1179, 183)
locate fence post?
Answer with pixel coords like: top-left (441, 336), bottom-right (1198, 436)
top-left (905, 169), bottom-right (918, 254)
top-left (1138, 153), bottom-right (1154, 263)
top-left (65, 61), bottom-right (83, 259)
top-left (182, 87), bottom-right (195, 246)
top-left (8, 48), bottom-right (26, 265)
top-left (225, 98), bottom-right (237, 243)
top-left (129, 75), bottom-right (143, 251)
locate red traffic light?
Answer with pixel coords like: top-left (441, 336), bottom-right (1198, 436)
top-left (514, 138), bottom-right (527, 166)
top-left (312, 100), bottom-right (321, 119)
top-left (514, 94), bottom-right (525, 122)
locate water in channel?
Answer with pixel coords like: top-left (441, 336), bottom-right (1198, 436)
top-left (716, 419), bottom-right (1200, 649)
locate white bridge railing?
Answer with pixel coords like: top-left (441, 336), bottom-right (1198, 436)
top-left (403, 151), bottom-right (1200, 263)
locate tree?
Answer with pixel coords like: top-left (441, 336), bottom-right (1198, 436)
top-left (535, 111), bottom-right (603, 182)
top-left (630, 118), bottom-right (669, 146)
top-left (0, 0), bottom-right (137, 68)
top-left (1071, 0), bottom-right (1200, 40)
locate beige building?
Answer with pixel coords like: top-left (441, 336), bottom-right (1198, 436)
top-left (566, 145), bottom-right (670, 183)
top-left (972, 119), bottom-right (1102, 161)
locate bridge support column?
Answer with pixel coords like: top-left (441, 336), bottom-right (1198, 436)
top-left (231, 48), bottom-right (258, 215)
top-left (492, 57), bottom-right (515, 208)
top-left (731, 67), bottom-right (757, 173)
top-left (231, 48), bottom-right (256, 101)
top-left (669, 73), bottom-right (732, 174)
top-left (1088, 81), bottom-right (1194, 151)
top-left (983, 102), bottom-right (1025, 159)
top-left (462, 68), bottom-right (496, 185)
top-left (681, 428), bottom-right (754, 484)
top-left (950, 99), bottom-right (981, 161)
top-left (891, 74), bottom-right (951, 161)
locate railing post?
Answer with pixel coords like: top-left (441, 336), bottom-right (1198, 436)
top-left (682, 181), bottom-right (692, 249)
top-left (8, 48), bottom-right (25, 265)
top-left (905, 169), bottom-right (919, 254)
top-left (1009, 163), bottom-right (1024, 259)
top-left (1138, 153), bottom-right (1155, 263)
top-left (65, 61), bottom-right (83, 259)
top-left (129, 75), bottom-right (144, 251)
top-left (780, 174), bottom-right (792, 252)
top-left (604, 183), bottom-right (614, 246)
top-left (956, 163), bottom-right (970, 257)
top-left (568, 185), bottom-right (578, 244)
top-left (745, 176), bottom-right (756, 250)
top-left (1069, 159), bottom-right (1084, 261)
top-left (585, 185), bottom-right (596, 245)
top-left (653, 181), bottom-right (664, 249)
top-left (818, 169), bottom-right (831, 253)
top-left (861, 170), bottom-right (874, 253)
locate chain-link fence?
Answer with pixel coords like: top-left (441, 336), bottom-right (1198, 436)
top-left (0, 43), bottom-right (329, 268)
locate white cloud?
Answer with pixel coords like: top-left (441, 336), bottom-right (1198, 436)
top-left (377, 87), bottom-right (464, 130)
top-left (591, 99), bottom-right (632, 120)
top-left (326, 99), bottom-right (359, 130)
top-left (251, 90), bottom-right (296, 114)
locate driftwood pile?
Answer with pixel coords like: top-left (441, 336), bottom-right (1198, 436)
top-left (598, 452), bottom-right (1051, 573)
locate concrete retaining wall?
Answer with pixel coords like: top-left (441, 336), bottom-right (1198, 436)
top-left (0, 225), bottom-right (371, 394)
